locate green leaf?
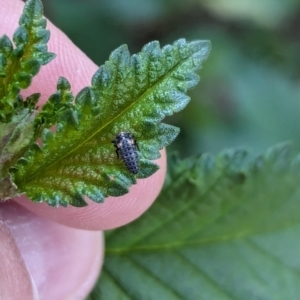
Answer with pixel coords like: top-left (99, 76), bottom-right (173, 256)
top-left (0, 110), bottom-right (36, 200)
top-left (33, 76), bottom-right (78, 138)
top-left (12, 39), bottom-right (211, 207)
top-left (0, 0), bottom-right (55, 123)
top-left (89, 144), bottom-right (300, 299)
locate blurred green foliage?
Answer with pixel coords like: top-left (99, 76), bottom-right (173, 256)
top-left (44, 0), bottom-right (300, 157)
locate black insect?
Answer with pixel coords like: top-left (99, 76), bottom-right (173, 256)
top-left (112, 132), bottom-right (139, 174)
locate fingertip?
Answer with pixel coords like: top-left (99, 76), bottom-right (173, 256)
top-left (0, 220), bottom-right (38, 299)
top-left (0, 202), bottom-right (104, 299)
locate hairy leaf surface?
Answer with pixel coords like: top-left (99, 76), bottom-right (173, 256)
top-left (13, 39), bottom-right (211, 206)
top-left (91, 144), bottom-right (300, 299)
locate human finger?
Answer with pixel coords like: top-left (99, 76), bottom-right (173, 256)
top-left (2, 0), bottom-right (167, 230)
top-left (0, 201), bottom-right (103, 299)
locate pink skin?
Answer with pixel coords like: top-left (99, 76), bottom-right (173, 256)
top-left (1, 0), bottom-right (166, 299)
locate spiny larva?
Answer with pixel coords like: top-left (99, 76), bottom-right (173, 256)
top-left (112, 132), bottom-right (139, 174)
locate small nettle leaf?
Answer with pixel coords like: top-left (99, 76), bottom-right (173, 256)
top-left (37, 51), bottom-right (56, 65)
top-left (0, 0), bottom-right (55, 123)
top-left (33, 76), bottom-right (77, 138)
top-left (13, 27), bottom-right (28, 46)
top-left (12, 39), bottom-right (211, 207)
top-left (0, 35), bottom-right (13, 54)
top-left (92, 144), bottom-right (300, 300)
top-left (0, 1), bottom-right (55, 197)
top-left (21, 0), bottom-right (43, 22)
top-left (21, 58), bottom-right (41, 76)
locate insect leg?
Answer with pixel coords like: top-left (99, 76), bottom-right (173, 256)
top-left (115, 147), bottom-right (120, 159)
top-left (135, 141), bottom-right (140, 151)
top-left (131, 135), bottom-right (140, 151)
top-left (112, 140), bottom-right (120, 158)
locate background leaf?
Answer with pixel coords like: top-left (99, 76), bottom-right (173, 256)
top-left (90, 144), bottom-right (300, 299)
top-left (13, 39), bottom-right (210, 207)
